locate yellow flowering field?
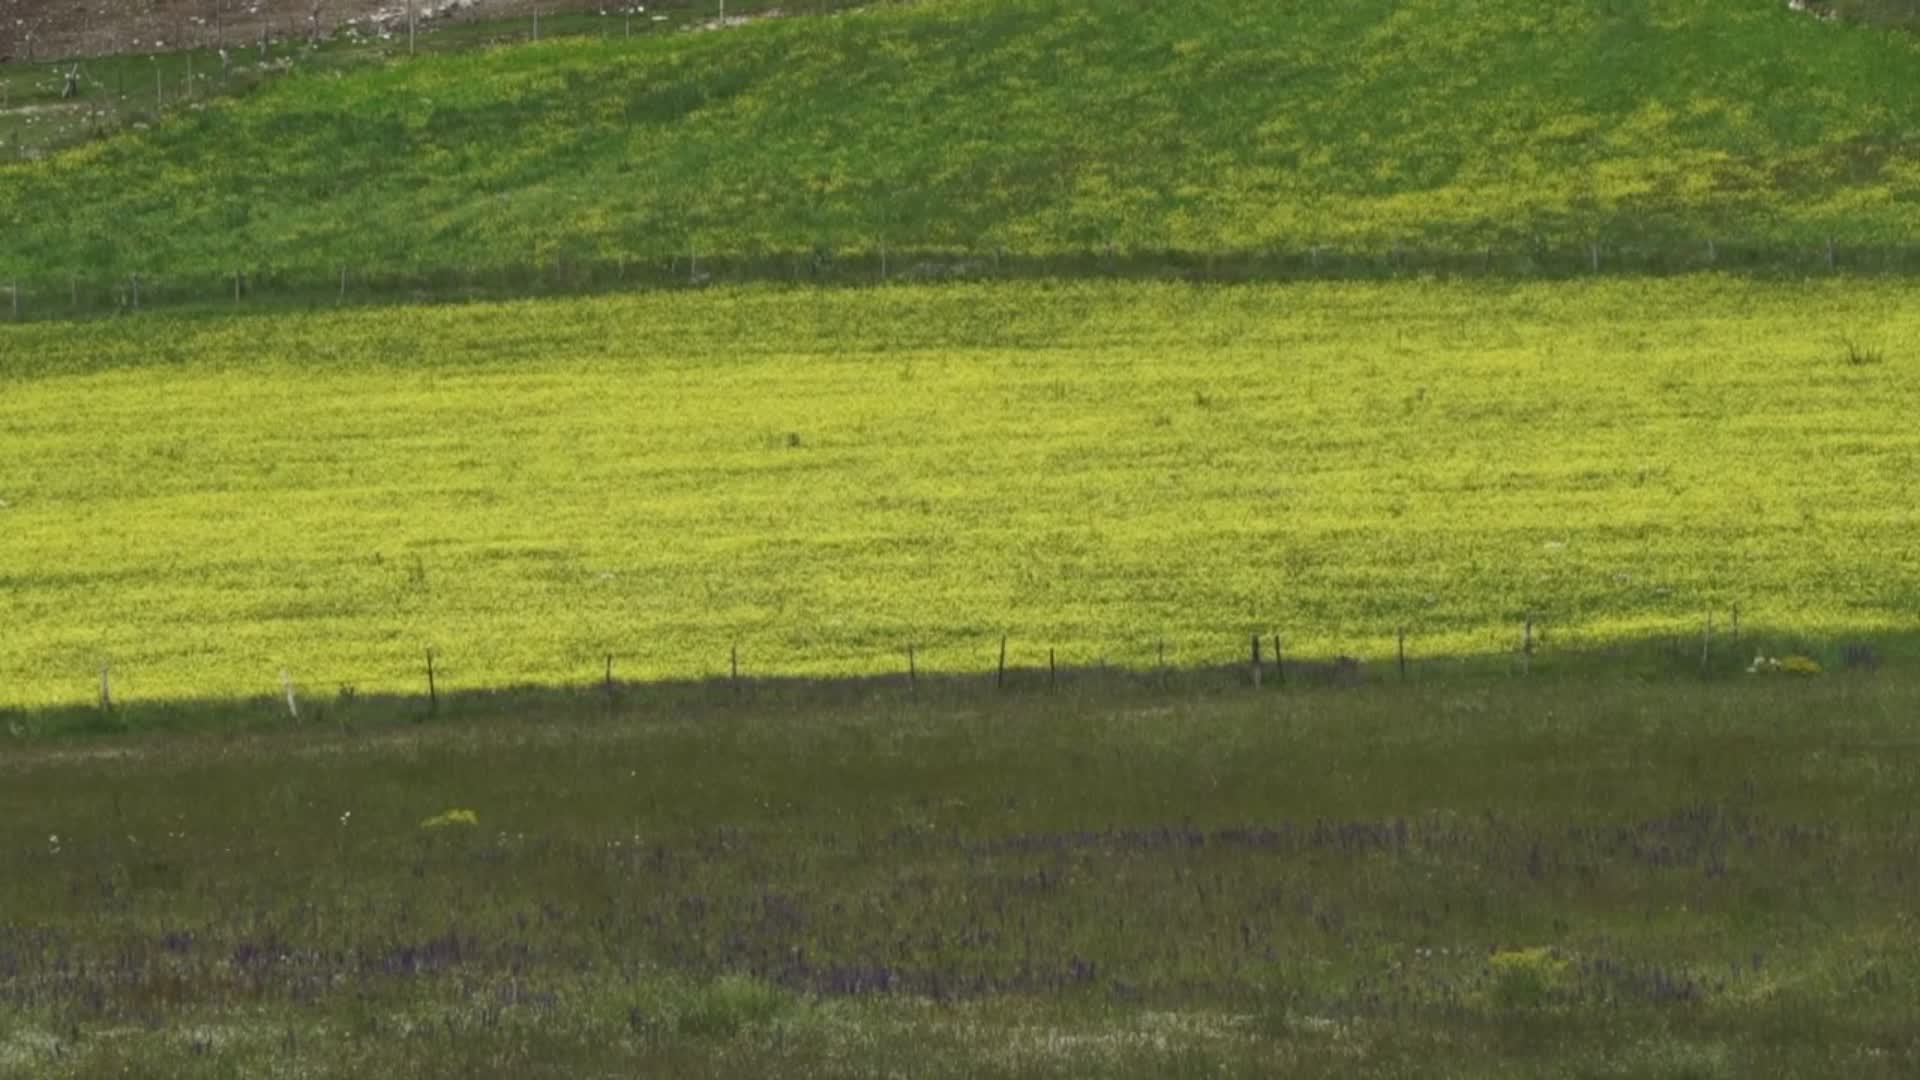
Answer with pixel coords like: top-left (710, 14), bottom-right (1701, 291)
top-left (1, 278), bottom-right (1915, 705)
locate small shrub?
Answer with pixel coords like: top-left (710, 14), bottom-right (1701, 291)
top-left (628, 975), bottom-right (801, 1040)
top-left (1488, 947), bottom-right (1570, 1009)
top-left (1779, 655), bottom-right (1822, 676)
top-left (1747, 654), bottom-right (1821, 676)
top-left (1839, 336), bottom-right (1885, 367)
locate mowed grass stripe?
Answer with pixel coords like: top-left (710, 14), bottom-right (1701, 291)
top-left (2, 278), bottom-right (1917, 705)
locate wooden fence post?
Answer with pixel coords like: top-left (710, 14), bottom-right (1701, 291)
top-left (1251, 633), bottom-right (1263, 688)
top-left (425, 649), bottom-right (438, 715)
top-left (907, 643), bottom-right (917, 697)
top-left (1398, 627), bottom-right (1407, 681)
top-left (1522, 616), bottom-right (1534, 675)
top-left (99, 664), bottom-right (113, 712)
top-left (997, 635), bottom-right (1007, 690)
top-left (1049, 647), bottom-right (1057, 690)
top-left (1273, 634), bottom-right (1285, 687)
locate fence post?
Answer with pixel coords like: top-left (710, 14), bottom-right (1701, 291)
top-left (730, 643), bottom-right (739, 690)
top-left (1522, 616), bottom-right (1534, 675)
top-left (281, 668), bottom-right (299, 721)
top-left (1273, 634), bottom-right (1285, 687)
top-left (426, 649), bottom-right (438, 715)
top-left (1731, 604), bottom-right (1740, 644)
top-left (1049, 647), bottom-right (1057, 690)
top-left (1398, 627), bottom-right (1407, 681)
top-left (907, 643), bottom-right (917, 697)
top-left (996, 635), bottom-right (1007, 690)
top-left (1250, 633), bottom-right (1262, 688)
top-left (99, 664), bottom-right (113, 712)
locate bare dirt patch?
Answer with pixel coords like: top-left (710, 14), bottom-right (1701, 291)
top-left (1, 0), bottom-right (599, 62)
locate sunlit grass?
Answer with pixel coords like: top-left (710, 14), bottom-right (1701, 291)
top-left (2, 278), bottom-right (1916, 706)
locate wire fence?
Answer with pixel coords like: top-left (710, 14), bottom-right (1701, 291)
top-left (4, 611), bottom-right (1896, 730)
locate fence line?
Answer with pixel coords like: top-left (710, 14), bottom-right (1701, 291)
top-left (5, 241), bottom-right (1918, 324)
top-left (20, 609), bottom-right (1887, 721)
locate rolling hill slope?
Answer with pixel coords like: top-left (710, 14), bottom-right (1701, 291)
top-left (2, 0), bottom-right (1918, 284)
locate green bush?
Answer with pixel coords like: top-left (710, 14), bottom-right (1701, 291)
top-left (1488, 948), bottom-right (1571, 1009)
top-left (628, 975), bottom-right (803, 1040)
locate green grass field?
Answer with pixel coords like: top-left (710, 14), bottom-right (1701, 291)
top-left (4, 0), bottom-right (1919, 284)
top-left (2, 278), bottom-right (1915, 709)
top-left (4, 676), bottom-right (1918, 1076)
top-left (6, 0), bottom-right (1920, 1073)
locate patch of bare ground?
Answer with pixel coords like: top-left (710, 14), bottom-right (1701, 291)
top-left (2, 0), bottom-right (603, 63)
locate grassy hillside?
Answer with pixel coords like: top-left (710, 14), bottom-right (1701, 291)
top-left (2, 0), bottom-right (1918, 283)
top-left (2, 279), bottom-right (1915, 706)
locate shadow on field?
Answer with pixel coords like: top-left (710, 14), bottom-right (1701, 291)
top-left (3, 628), bottom-right (1911, 742)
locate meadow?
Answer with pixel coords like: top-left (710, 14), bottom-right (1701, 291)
top-left (4, 0), bottom-right (1920, 284)
top-left (1, 278), bottom-right (1916, 712)
top-left (4, 1), bottom-right (1917, 1075)
top-left (3, 674), bottom-right (1918, 1076)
